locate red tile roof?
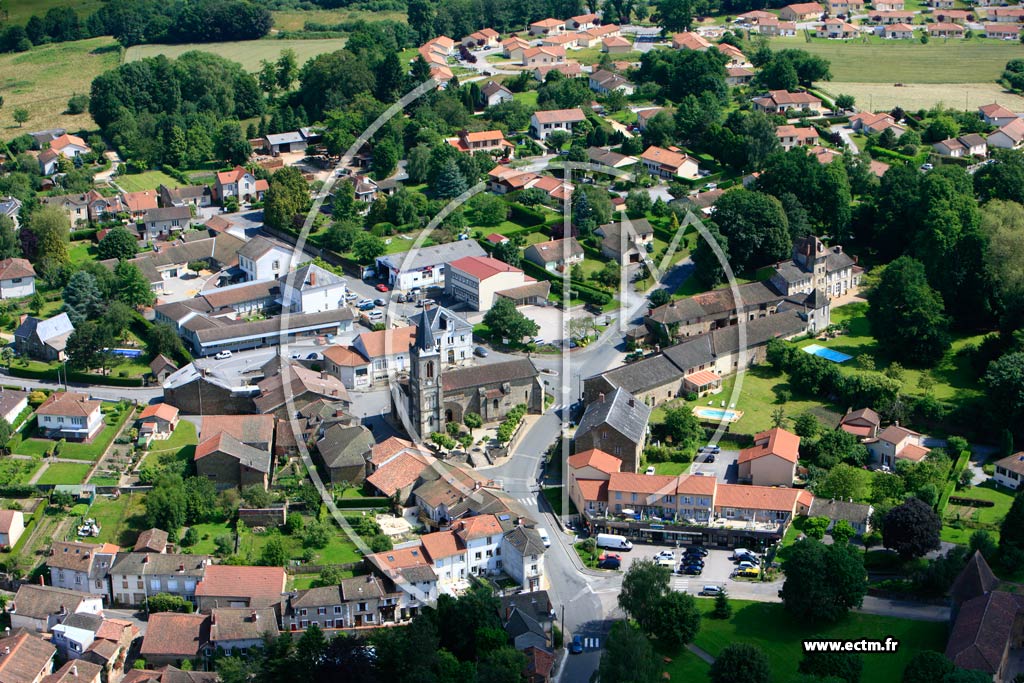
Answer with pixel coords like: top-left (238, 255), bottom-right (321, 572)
top-left (575, 479), bottom-right (609, 502)
top-left (0, 258), bottom-right (35, 281)
top-left (193, 565), bottom-right (286, 606)
top-left (567, 449), bottom-right (621, 474)
top-left (738, 427), bottom-right (800, 465)
top-left (450, 255), bottom-right (523, 281)
top-left (36, 392), bottom-right (101, 418)
top-left (139, 403), bottom-right (179, 423)
top-left (0, 510), bottom-right (21, 535)
top-left (322, 345), bottom-right (368, 367)
top-left (357, 326), bottom-right (416, 359)
top-left (421, 530), bottom-right (462, 561)
top-left (715, 483), bottom-right (811, 512)
top-left (139, 613), bottom-right (209, 658)
top-left (366, 451), bottom-right (434, 497)
top-left (454, 514), bottom-right (502, 541)
top-left (608, 472), bottom-right (680, 496)
top-left (532, 108), bottom-right (586, 124)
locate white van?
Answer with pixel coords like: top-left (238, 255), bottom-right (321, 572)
top-left (596, 533), bottom-right (633, 551)
top-left (538, 527), bottom-right (551, 548)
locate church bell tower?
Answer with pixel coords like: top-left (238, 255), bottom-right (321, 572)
top-left (409, 308), bottom-right (444, 440)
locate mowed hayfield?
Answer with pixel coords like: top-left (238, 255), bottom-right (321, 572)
top-left (2, 0), bottom-right (105, 24)
top-left (769, 37), bottom-right (1024, 83)
top-left (0, 36), bottom-right (121, 131)
top-left (271, 9), bottom-right (407, 32)
top-left (125, 38), bottom-right (348, 73)
top-left (820, 81), bottom-right (1024, 111)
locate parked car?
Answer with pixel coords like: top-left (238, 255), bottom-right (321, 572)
top-left (655, 557), bottom-right (674, 568)
top-left (705, 454), bottom-right (716, 463)
top-left (684, 558), bottom-right (705, 569)
top-left (374, 298), bottom-right (386, 307)
top-left (375, 283), bottom-right (390, 292)
top-left (736, 561), bottom-right (758, 571)
top-left (679, 564), bottom-right (703, 575)
top-left (358, 302), bottom-right (376, 311)
top-left (736, 567), bottom-right (760, 578)
top-left (654, 550), bottom-right (674, 561)
top-left (474, 346), bottom-right (489, 357)
top-left (645, 466), bottom-right (656, 475)
top-left (699, 585), bottom-right (723, 596)
top-left (569, 635), bottom-right (584, 654)
top-left (344, 292), bottom-right (359, 301)
top-left (357, 298), bottom-right (374, 307)
top-left (686, 546), bottom-right (709, 557)
top-left (214, 350), bottom-right (232, 360)
top-left (537, 527), bottom-right (551, 548)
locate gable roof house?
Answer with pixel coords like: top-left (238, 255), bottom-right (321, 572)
top-left (108, 553), bottom-right (210, 607)
top-left (640, 146), bottom-right (700, 180)
top-left (208, 607), bottom-right (276, 655)
top-left (34, 392), bottom-right (104, 442)
top-left (752, 90), bottom-right (822, 113)
top-left (445, 256), bottom-right (545, 312)
top-left (46, 541), bottom-right (119, 599)
top-left (529, 108), bottom-right (586, 140)
top-left (529, 18), bottom-right (566, 35)
top-left (9, 585), bottom-right (103, 634)
top-left (775, 125), bottom-right (820, 151)
top-left (865, 424), bottom-right (930, 469)
top-left (737, 427), bottom-right (800, 487)
top-left (481, 81), bottom-right (514, 107)
top-left (134, 528), bottom-right (170, 554)
top-left (14, 313), bottom-right (74, 362)
top-left (993, 452), bottom-right (1024, 490)
top-left (140, 207), bottom-right (195, 241)
top-left (159, 184), bottom-right (213, 209)
top-left (979, 102), bottom-right (1019, 127)
top-left (139, 613), bottom-right (210, 669)
top-left (214, 166), bottom-right (263, 204)
top-left (988, 117), bottom-right (1024, 150)
top-left (574, 388), bottom-right (651, 474)
top-left (837, 407), bottom-right (881, 439)
top-left (315, 423), bottom-right (375, 485)
top-left (588, 69), bottom-right (635, 95)
top-left (121, 190), bottom-right (159, 221)
top-left (0, 259), bottom-right (35, 300)
top-left (597, 218), bottom-right (654, 264)
top-left (138, 403), bottom-right (180, 440)
top-left (524, 238), bottom-right (584, 272)
top-left (0, 510), bottom-right (25, 550)
top-left (193, 565), bottom-right (286, 611)
top-left (0, 630), bottom-right (56, 683)
top-left (671, 31), bottom-right (712, 50)
top-left (122, 666), bottom-right (218, 683)
top-left (779, 2), bottom-right (824, 20)
top-left (38, 134), bottom-right (91, 175)
top-left (195, 414), bottom-right (275, 490)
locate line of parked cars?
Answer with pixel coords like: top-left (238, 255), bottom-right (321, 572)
top-left (731, 548), bottom-right (761, 578)
top-left (678, 546), bottom-right (709, 575)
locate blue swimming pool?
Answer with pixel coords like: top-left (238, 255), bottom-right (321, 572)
top-left (803, 344), bottom-right (852, 363)
top-left (692, 407), bottom-right (743, 423)
top-left (105, 348), bottom-right (143, 358)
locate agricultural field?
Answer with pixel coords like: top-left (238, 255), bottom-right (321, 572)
top-left (820, 81), bottom-right (1024, 112)
top-left (271, 9), bottom-right (407, 32)
top-left (2, 0), bottom-right (105, 24)
top-left (0, 37), bottom-right (121, 131)
top-left (124, 38), bottom-right (349, 73)
top-left (769, 37), bottom-right (1024, 84)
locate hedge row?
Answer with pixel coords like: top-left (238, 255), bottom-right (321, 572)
top-left (508, 202), bottom-right (547, 227)
top-left (7, 366), bottom-right (144, 387)
top-left (70, 228), bottom-right (98, 241)
top-left (948, 496), bottom-right (996, 508)
top-left (334, 497), bottom-right (390, 509)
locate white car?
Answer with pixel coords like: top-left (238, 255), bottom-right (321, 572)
top-left (654, 550), bottom-right (674, 562)
top-left (645, 466), bottom-right (656, 475)
top-left (736, 560), bottom-right (758, 571)
top-left (357, 298), bottom-right (374, 308)
top-left (344, 292), bottom-right (359, 301)
top-left (214, 350), bottom-right (232, 360)
top-left (538, 527), bottom-right (551, 548)
top-left (366, 310), bottom-right (385, 321)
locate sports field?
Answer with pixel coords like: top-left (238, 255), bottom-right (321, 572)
top-left (0, 37), bottom-right (121, 132)
top-left (769, 37), bottom-right (1024, 83)
top-left (125, 38), bottom-right (349, 73)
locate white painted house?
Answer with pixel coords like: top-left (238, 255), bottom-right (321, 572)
top-left (529, 108), bottom-right (587, 140)
top-left (281, 263), bottom-right (347, 313)
top-left (993, 452), bottom-right (1024, 490)
top-left (47, 541), bottom-right (118, 598)
top-left (34, 392), bottom-right (104, 442)
top-left (141, 206), bottom-right (194, 240)
top-left (0, 509), bottom-right (24, 549)
top-left (9, 584), bottom-right (104, 633)
top-left (237, 237), bottom-right (294, 282)
top-left (0, 258), bottom-right (36, 299)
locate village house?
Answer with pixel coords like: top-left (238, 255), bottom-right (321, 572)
top-left (934, 134), bottom-right (988, 157)
top-left (108, 553), bottom-right (211, 607)
top-left (445, 255), bottom-right (545, 311)
top-left (726, 66), bottom-right (757, 85)
top-left (671, 31), bottom-right (712, 50)
top-left (838, 407), bottom-right (881, 439)
top-left (869, 10), bottom-right (916, 23)
top-left (881, 23), bottom-right (916, 38)
top-left (542, 33), bottom-right (580, 49)
top-left (139, 613), bottom-right (210, 669)
top-left (775, 125), bottom-right (820, 151)
top-left (39, 193), bottom-right (90, 226)
top-left (237, 236), bottom-right (294, 282)
top-left (818, 19), bottom-right (859, 39)
top-left (779, 2), bottom-right (824, 21)
top-left (826, 0), bottom-right (865, 13)
top-left (521, 46), bottom-right (566, 68)
top-left (602, 36), bottom-right (632, 53)
top-left (9, 585), bottom-right (103, 633)
top-left (0, 509), bottom-right (24, 550)
top-left (445, 130), bottom-right (514, 157)
top-left (281, 263), bottom-right (347, 314)
top-left (363, 546), bottom-right (439, 620)
top-left (569, 12), bottom-right (600, 29)
top-left (980, 102), bottom-right (1020, 126)
top-left (986, 6), bottom-right (1024, 21)
top-left (566, 449), bottom-right (620, 517)
top-left (574, 388), bottom-right (651, 474)
top-left (159, 184), bottom-right (212, 209)
top-left (207, 607), bottom-right (276, 656)
top-left (874, 0), bottom-right (905, 9)
top-left (529, 108), bottom-right (586, 140)
top-left (589, 69), bottom-right (635, 95)
top-left (865, 424), bottom-right (930, 468)
top-left (849, 111), bottom-right (905, 136)
top-left (502, 36), bottom-right (530, 59)
top-left (140, 206), bottom-right (194, 241)
top-left (194, 565), bottom-right (287, 611)
top-left (280, 576), bottom-right (398, 630)
top-left (988, 117), bottom-right (1024, 149)
top-left (46, 541), bottom-right (118, 598)
top-left (752, 90), bottom-right (823, 113)
top-left (463, 27), bottom-right (500, 48)
top-left (927, 22), bottom-right (965, 37)
top-left (717, 42), bottom-right (749, 66)
top-left (640, 145), bottom-right (700, 180)
top-left (757, 17), bottom-right (798, 36)
top-left (38, 134), bottom-right (91, 175)
top-left (587, 146), bottom-right (639, 171)
top-left (524, 238), bottom-right (584, 272)
top-left (0, 196), bottom-right (21, 229)
top-left (0, 258), bottom-right (35, 299)
top-left (985, 23), bottom-right (1022, 38)
top-left (808, 498), bottom-right (873, 535)
top-left (993, 452), bottom-right (1024, 490)
top-left (738, 427), bottom-right (800, 487)
top-left (0, 631), bottom-right (55, 683)
top-left (481, 81), bottom-right (514, 107)
top-left (771, 235), bottom-right (861, 300)
top-left (35, 392), bottom-right (104, 442)
top-left (529, 18), bottom-right (566, 35)
top-left (195, 414), bottom-right (274, 490)
top-left (934, 9), bottom-right (973, 22)
top-left (134, 528), bottom-right (170, 553)
top-left (597, 218), bottom-right (654, 264)
top-left (121, 190), bottom-right (158, 221)
top-left (314, 422), bottom-right (375, 485)
top-left (214, 166), bottom-right (268, 204)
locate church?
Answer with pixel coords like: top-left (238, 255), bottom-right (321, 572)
top-left (394, 309), bottom-right (545, 440)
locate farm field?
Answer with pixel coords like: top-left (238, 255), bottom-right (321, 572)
top-left (271, 9), bottom-right (407, 31)
top-left (2, 0), bottom-right (105, 24)
top-left (0, 37), bottom-right (121, 131)
top-left (125, 38), bottom-right (349, 73)
top-left (820, 81), bottom-right (1024, 112)
top-left (769, 37), bottom-right (1024, 84)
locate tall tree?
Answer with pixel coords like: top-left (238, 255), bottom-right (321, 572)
top-left (264, 166), bottom-right (310, 230)
top-left (0, 215), bottom-right (20, 260)
top-left (26, 205), bottom-right (69, 279)
top-left (65, 320), bottom-right (114, 373)
top-left (63, 271), bottom-right (104, 326)
top-left (883, 497), bottom-right (941, 560)
top-left (276, 49), bottom-right (299, 91)
top-left (482, 298), bottom-right (539, 343)
top-left (781, 538), bottom-right (866, 622)
top-left (710, 643), bottom-right (772, 683)
top-left (618, 559), bottom-right (671, 633)
top-left (97, 226), bottom-right (139, 261)
top-left (710, 189), bottom-right (790, 272)
top-left (649, 591), bottom-right (701, 649)
top-left (598, 621), bottom-right (662, 683)
top-left (114, 261), bottom-right (156, 308)
top-left (866, 257), bottom-right (950, 366)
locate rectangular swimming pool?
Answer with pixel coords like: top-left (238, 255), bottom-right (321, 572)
top-left (803, 344), bottom-right (852, 363)
top-left (692, 407), bottom-right (743, 423)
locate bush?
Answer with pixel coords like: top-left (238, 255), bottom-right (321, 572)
top-left (180, 527), bottom-right (198, 547)
top-left (66, 94), bottom-right (89, 115)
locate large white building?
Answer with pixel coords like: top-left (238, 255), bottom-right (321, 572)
top-left (376, 240), bottom-right (487, 291)
top-left (281, 263), bottom-right (347, 313)
top-left (238, 237), bottom-right (295, 282)
top-left (445, 255), bottom-right (538, 311)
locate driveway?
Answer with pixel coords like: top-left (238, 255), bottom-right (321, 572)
top-left (832, 125), bottom-right (860, 155)
top-left (690, 450), bottom-right (739, 483)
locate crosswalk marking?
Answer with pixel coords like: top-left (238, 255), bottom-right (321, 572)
top-left (672, 577), bottom-right (691, 593)
top-left (585, 637), bottom-right (600, 649)
top-left (516, 497), bottom-right (535, 506)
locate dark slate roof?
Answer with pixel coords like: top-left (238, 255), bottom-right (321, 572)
top-left (11, 585), bottom-right (95, 620)
top-left (316, 424), bottom-right (374, 469)
top-left (951, 550), bottom-right (1000, 608)
top-left (576, 387), bottom-right (650, 446)
top-left (442, 358), bottom-right (538, 393)
top-left (807, 498), bottom-right (872, 525)
top-left (595, 355), bottom-right (683, 396)
top-left (500, 591), bottom-right (553, 625)
top-left (58, 612), bottom-right (104, 632)
top-left (194, 308), bottom-right (354, 344)
top-left (504, 607), bottom-right (546, 641)
top-left (414, 309), bottom-right (436, 352)
top-left (502, 526), bottom-right (546, 557)
top-left (109, 553), bottom-right (209, 578)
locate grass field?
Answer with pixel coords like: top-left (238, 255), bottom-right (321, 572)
top-left (0, 37), bottom-right (121, 133)
top-left (660, 599), bottom-right (947, 683)
top-left (86, 492), bottom-right (147, 546)
top-left (37, 463), bottom-right (92, 486)
top-left (769, 37), bottom-right (1024, 84)
top-left (12, 409), bottom-right (132, 461)
top-left (820, 81), bottom-right (1024, 112)
top-left (114, 170), bottom-right (184, 193)
top-left (271, 9), bottom-right (407, 32)
top-left (942, 479), bottom-right (1014, 544)
top-left (188, 515), bottom-right (361, 566)
top-left (125, 38), bottom-right (348, 73)
top-left (2, 0), bottom-right (105, 24)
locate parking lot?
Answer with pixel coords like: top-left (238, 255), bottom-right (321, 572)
top-left (612, 542), bottom-right (746, 594)
top-left (690, 449), bottom-right (740, 483)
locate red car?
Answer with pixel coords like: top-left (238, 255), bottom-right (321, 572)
top-left (375, 283), bottom-right (390, 292)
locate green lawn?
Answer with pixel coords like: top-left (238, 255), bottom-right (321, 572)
top-left (660, 599), bottom-right (947, 683)
top-left (513, 91), bottom-right (539, 107)
top-left (271, 8), bottom-right (406, 31)
top-left (147, 420), bottom-right (198, 454)
top-left (2, 0), bottom-right (105, 23)
top-left (0, 458), bottom-right (42, 487)
top-left (68, 241), bottom-right (98, 267)
top-left (85, 492), bottom-right (148, 546)
top-left (115, 171), bottom-right (185, 193)
top-left (125, 38), bottom-right (349, 73)
top-left (941, 479), bottom-right (1014, 544)
top-left (36, 462), bottom-right (92, 486)
top-left (0, 36), bottom-right (120, 131)
top-left (651, 461), bottom-right (691, 475)
top-left (188, 515), bottom-right (361, 566)
top-left (768, 36), bottom-right (1024, 84)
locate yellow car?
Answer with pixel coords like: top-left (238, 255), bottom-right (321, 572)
top-left (736, 568), bottom-right (760, 578)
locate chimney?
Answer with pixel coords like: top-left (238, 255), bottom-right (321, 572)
top-left (142, 555), bottom-right (149, 563)
top-left (38, 575), bottom-right (44, 585)
top-left (211, 612), bottom-right (216, 625)
top-left (18, 314), bottom-right (27, 325)
top-left (70, 665), bottom-right (77, 677)
top-left (59, 604), bottom-right (67, 616)
top-left (251, 610), bottom-right (259, 621)
top-left (628, 398), bottom-right (635, 408)
top-left (309, 271), bottom-right (316, 286)
top-left (598, 392), bottom-right (605, 403)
